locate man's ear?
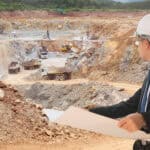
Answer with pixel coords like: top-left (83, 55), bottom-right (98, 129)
top-left (143, 39), bottom-right (150, 49)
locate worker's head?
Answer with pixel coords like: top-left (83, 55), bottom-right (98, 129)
top-left (136, 14), bottom-right (150, 61)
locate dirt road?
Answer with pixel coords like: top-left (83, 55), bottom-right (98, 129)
top-left (3, 70), bottom-right (89, 85)
top-left (3, 70), bottom-right (140, 96)
top-left (107, 81), bottom-right (141, 95)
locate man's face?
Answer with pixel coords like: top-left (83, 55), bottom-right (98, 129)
top-left (138, 39), bottom-right (150, 61)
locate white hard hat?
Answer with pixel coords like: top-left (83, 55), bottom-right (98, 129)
top-left (136, 14), bottom-right (150, 41)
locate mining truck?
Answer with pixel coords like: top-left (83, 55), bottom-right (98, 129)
top-left (41, 66), bottom-right (71, 81)
top-left (23, 59), bottom-right (41, 70)
top-left (8, 61), bottom-right (21, 74)
top-left (38, 50), bottom-right (48, 59)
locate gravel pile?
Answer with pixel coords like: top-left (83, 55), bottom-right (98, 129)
top-left (0, 81), bottom-right (94, 144)
top-left (17, 82), bottom-right (129, 110)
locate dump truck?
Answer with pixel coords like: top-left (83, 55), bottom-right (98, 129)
top-left (23, 59), bottom-right (41, 70)
top-left (41, 66), bottom-right (71, 81)
top-left (39, 50), bottom-right (48, 59)
top-left (8, 61), bottom-right (21, 74)
top-left (38, 46), bottom-right (48, 59)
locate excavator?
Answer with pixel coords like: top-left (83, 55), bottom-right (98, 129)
top-left (61, 44), bottom-right (72, 52)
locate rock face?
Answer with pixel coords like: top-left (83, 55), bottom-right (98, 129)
top-left (17, 82), bottom-right (129, 110)
top-left (0, 81), bottom-right (96, 144)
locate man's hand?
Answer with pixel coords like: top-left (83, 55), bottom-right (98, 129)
top-left (83, 104), bottom-right (97, 110)
top-left (118, 113), bottom-right (146, 133)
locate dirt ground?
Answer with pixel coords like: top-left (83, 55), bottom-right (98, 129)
top-left (0, 69), bottom-right (139, 150)
top-left (1, 73), bottom-right (139, 150)
top-left (0, 135), bottom-right (134, 150)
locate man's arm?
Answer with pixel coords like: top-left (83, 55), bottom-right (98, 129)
top-left (89, 88), bottom-right (141, 119)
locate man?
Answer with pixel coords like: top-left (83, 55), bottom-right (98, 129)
top-left (47, 29), bottom-right (50, 40)
top-left (89, 14), bottom-right (150, 150)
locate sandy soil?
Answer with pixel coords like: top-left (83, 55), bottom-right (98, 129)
top-left (0, 135), bottom-right (134, 150)
top-left (0, 11), bottom-right (147, 20)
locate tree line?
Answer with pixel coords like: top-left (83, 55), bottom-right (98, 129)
top-left (0, 0), bottom-right (150, 11)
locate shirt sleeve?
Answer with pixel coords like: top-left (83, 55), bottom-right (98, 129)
top-left (89, 88), bottom-right (141, 119)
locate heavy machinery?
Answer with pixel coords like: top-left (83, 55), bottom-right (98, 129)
top-left (8, 61), bottom-right (20, 74)
top-left (38, 50), bottom-right (48, 59)
top-left (38, 46), bottom-right (49, 59)
top-left (23, 59), bottom-right (41, 70)
top-left (41, 66), bottom-right (71, 81)
top-left (61, 44), bottom-right (72, 52)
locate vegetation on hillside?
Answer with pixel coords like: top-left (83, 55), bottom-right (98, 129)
top-left (0, 0), bottom-right (150, 11)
